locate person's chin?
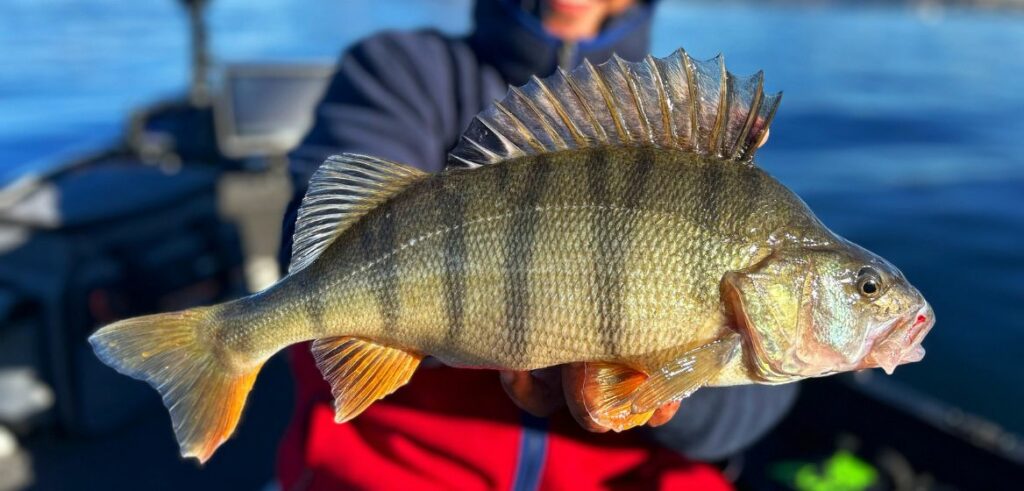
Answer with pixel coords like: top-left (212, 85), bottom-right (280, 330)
top-left (548, 0), bottom-right (598, 17)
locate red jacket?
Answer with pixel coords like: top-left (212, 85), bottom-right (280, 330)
top-left (276, 344), bottom-right (732, 491)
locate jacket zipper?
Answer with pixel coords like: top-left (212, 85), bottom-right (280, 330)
top-left (557, 41), bottom-right (577, 70)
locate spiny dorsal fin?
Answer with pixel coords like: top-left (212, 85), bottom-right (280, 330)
top-left (448, 49), bottom-right (781, 168)
top-left (289, 154), bottom-right (427, 274)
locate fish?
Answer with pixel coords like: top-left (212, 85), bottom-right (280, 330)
top-left (88, 49), bottom-right (935, 463)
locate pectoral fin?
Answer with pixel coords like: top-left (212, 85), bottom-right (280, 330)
top-left (312, 337), bottom-right (422, 423)
top-left (631, 333), bottom-right (741, 414)
top-left (568, 362), bottom-right (656, 432)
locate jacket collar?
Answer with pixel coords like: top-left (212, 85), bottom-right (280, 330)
top-left (469, 0), bottom-right (654, 86)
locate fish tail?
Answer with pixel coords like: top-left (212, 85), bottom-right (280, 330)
top-left (88, 306), bottom-right (263, 463)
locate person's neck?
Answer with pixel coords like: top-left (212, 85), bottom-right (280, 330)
top-left (469, 0), bottom-right (654, 86)
top-left (542, 14), bottom-right (604, 41)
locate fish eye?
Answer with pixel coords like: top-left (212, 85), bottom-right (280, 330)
top-left (856, 267), bottom-right (882, 298)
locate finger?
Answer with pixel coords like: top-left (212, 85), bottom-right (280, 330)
top-left (561, 363), bottom-right (610, 433)
top-left (499, 369), bottom-right (564, 417)
top-left (647, 400), bottom-right (681, 427)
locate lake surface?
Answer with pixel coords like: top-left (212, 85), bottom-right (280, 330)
top-left (2, 0), bottom-right (1022, 434)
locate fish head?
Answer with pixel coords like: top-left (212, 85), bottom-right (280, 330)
top-left (721, 242), bottom-right (934, 382)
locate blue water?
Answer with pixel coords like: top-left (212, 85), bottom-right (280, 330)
top-left (2, 1), bottom-right (1022, 434)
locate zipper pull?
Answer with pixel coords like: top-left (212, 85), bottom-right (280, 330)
top-left (557, 41), bottom-right (578, 70)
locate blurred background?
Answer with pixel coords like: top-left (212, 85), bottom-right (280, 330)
top-left (0, 0), bottom-right (1022, 489)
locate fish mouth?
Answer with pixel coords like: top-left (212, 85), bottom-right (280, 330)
top-left (862, 303), bottom-right (935, 375)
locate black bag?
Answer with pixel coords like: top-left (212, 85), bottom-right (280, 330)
top-left (0, 160), bottom-right (246, 435)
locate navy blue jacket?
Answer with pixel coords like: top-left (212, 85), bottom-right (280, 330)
top-left (284, 0), bottom-right (796, 462)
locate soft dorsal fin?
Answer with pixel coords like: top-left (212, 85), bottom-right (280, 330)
top-left (289, 154), bottom-right (427, 274)
top-left (448, 49), bottom-right (781, 168)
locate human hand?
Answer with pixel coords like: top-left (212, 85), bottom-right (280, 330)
top-left (499, 364), bottom-right (681, 432)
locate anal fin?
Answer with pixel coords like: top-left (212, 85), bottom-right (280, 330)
top-left (312, 337), bottom-right (422, 423)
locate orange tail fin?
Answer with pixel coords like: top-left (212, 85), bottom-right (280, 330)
top-left (88, 307), bottom-right (263, 463)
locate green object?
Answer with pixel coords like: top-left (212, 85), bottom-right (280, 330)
top-left (771, 450), bottom-right (878, 491)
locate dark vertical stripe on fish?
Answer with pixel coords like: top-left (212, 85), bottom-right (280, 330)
top-left (587, 148), bottom-right (619, 357)
top-left (700, 160), bottom-right (726, 226)
top-left (505, 158), bottom-right (552, 366)
top-left (436, 177), bottom-right (467, 345)
top-left (586, 147), bottom-right (656, 357)
top-left (610, 148), bottom-right (655, 355)
top-left (363, 204), bottom-right (401, 333)
top-left (624, 147), bottom-right (656, 210)
top-left (303, 279), bottom-right (326, 335)
top-left (746, 166), bottom-right (767, 213)
top-left (496, 159), bottom-right (512, 195)
top-left (688, 160), bottom-right (726, 285)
